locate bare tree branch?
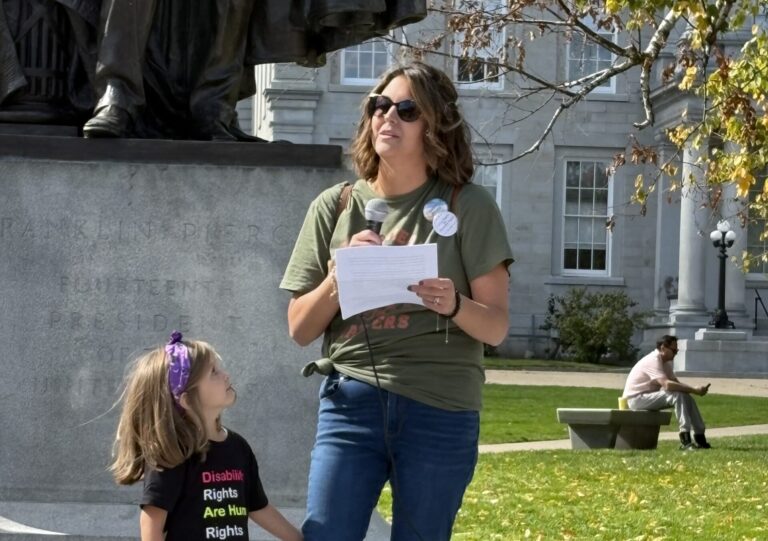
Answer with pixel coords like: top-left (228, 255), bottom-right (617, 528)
top-left (631, 8), bottom-right (680, 128)
top-left (392, 2), bottom-right (747, 167)
top-left (489, 52), bottom-right (642, 164)
top-left (554, 0), bottom-right (628, 57)
top-left (634, 58), bottom-right (656, 129)
top-left (708, 0), bottom-right (738, 49)
top-left (382, 34), bottom-right (580, 97)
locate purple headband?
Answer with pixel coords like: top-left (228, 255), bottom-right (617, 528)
top-left (166, 331), bottom-right (191, 404)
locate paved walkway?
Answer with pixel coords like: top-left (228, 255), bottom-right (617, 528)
top-left (485, 370), bottom-right (768, 397)
top-left (480, 369), bottom-right (768, 453)
top-left (479, 424), bottom-right (768, 453)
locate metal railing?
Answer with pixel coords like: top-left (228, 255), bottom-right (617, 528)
top-left (754, 289), bottom-right (768, 330)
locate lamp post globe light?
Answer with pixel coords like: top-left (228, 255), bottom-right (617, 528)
top-left (709, 220), bottom-right (737, 329)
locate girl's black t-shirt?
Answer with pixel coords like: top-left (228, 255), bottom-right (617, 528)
top-left (141, 429), bottom-right (268, 540)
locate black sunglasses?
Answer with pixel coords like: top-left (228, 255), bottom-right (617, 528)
top-left (367, 94), bottom-right (421, 122)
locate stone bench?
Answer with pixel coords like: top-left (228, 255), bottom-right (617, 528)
top-left (556, 408), bottom-right (672, 450)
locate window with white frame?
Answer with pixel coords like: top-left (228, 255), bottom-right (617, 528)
top-left (563, 160), bottom-right (611, 273)
top-left (341, 39), bottom-right (391, 85)
top-left (474, 163), bottom-right (502, 207)
top-left (454, 0), bottom-right (505, 90)
top-left (566, 21), bottom-right (616, 94)
top-left (747, 181), bottom-right (768, 274)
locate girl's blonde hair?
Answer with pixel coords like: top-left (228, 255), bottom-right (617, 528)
top-left (110, 340), bottom-right (220, 485)
top-left (351, 61), bottom-right (474, 187)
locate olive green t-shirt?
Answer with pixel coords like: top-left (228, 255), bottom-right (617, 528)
top-left (280, 177), bottom-right (513, 411)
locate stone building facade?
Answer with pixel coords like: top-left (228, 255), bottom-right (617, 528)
top-left (238, 10), bottom-right (768, 360)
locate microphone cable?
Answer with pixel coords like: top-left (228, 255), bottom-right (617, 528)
top-left (359, 314), bottom-right (426, 541)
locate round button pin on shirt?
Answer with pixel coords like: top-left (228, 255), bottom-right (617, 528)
top-left (423, 198), bottom-right (449, 222)
top-left (433, 211), bottom-right (458, 237)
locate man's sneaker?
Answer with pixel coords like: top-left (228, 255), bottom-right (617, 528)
top-left (694, 433), bottom-right (712, 449)
top-left (679, 431), bottom-right (696, 450)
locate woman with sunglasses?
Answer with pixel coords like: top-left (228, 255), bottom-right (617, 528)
top-left (280, 61), bottom-right (513, 541)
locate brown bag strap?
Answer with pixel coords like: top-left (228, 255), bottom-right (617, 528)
top-left (450, 183), bottom-right (463, 214)
top-left (336, 182), bottom-right (353, 220)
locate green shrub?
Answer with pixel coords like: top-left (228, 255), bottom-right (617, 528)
top-left (541, 287), bottom-right (650, 363)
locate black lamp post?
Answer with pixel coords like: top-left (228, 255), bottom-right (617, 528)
top-left (709, 220), bottom-right (737, 329)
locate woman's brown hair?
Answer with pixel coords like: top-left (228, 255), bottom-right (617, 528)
top-left (350, 61), bottom-right (474, 186)
top-left (110, 340), bottom-right (221, 485)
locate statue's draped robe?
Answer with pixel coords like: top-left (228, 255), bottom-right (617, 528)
top-left (1, 0), bottom-right (426, 131)
top-left (0, 0), bottom-right (99, 112)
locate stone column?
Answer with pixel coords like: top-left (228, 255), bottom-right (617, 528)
top-left (671, 142), bottom-right (711, 318)
top-left (652, 142), bottom-right (681, 316)
top-left (252, 64), bottom-right (275, 138)
top-left (722, 181), bottom-right (748, 318)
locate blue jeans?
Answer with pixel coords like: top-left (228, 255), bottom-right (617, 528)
top-left (302, 372), bottom-right (479, 541)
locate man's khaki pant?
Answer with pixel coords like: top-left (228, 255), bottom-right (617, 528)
top-left (628, 390), bottom-right (706, 434)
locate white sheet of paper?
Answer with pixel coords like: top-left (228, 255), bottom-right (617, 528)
top-left (334, 243), bottom-right (438, 320)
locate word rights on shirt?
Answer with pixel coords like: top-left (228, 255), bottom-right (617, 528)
top-left (202, 469), bottom-right (247, 540)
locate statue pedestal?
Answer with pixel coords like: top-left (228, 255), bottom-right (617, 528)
top-left (675, 328), bottom-right (768, 376)
top-left (0, 122), bottom-right (78, 136)
top-left (0, 135), bottom-right (389, 539)
top-left (693, 328), bottom-right (750, 341)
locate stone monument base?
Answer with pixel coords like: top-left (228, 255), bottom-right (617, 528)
top-left (0, 136), bottom-right (390, 540)
top-left (675, 329), bottom-right (768, 376)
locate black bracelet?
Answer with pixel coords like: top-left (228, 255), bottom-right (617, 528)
top-left (446, 289), bottom-right (462, 319)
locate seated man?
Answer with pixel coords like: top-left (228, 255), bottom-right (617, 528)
top-left (622, 335), bottom-right (712, 450)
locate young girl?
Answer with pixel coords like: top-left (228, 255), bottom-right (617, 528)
top-left (111, 331), bottom-right (302, 541)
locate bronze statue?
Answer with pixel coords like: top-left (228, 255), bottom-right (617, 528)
top-left (83, 0), bottom-right (427, 140)
top-left (0, 0), bottom-right (100, 125)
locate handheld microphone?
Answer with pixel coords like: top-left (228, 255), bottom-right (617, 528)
top-left (364, 199), bottom-right (389, 234)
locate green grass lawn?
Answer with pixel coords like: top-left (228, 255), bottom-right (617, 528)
top-left (378, 435), bottom-right (768, 540)
top-left (480, 384), bottom-right (768, 444)
top-left (483, 358), bottom-right (629, 372)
